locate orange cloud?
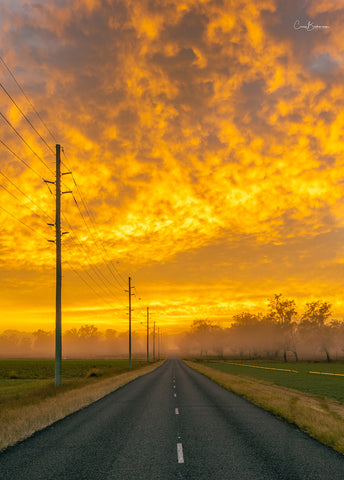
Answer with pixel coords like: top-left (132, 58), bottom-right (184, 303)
top-left (1, 0), bottom-right (344, 334)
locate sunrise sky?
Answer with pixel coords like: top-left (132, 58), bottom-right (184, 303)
top-left (0, 0), bottom-right (344, 334)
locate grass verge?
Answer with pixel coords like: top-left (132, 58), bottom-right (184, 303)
top-left (0, 361), bottom-right (163, 452)
top-left (200, 360), bottom-right (344, 403)
top-left (185, 361), bottom-right (344, 455)
top-left (0, 359), bottom-right (148, 410)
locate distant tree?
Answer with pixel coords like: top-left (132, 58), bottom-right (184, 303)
top-left (300, 301), bottom-right (333, 361)
top-left (63, 325), bottom-right (102, 357)
top-left (231, 312), bottom-right (260, 328)
top-left (32, 329), bottom-right (54, 356)
top-left (268, 294), bottom-right (298, 362)
top-left (78, 324), bottom-right (100, 339)
top-left (0, 330), bottom-right (28, 357)
top-left (105, 329), bottom-right (117, 339)
top-left (190, 319), bottom-right (222, 358)
top-left (229, 312), bottom-right (280, 359)
top-left (301, 301), bottom-right (331, 326)
top-left (230, 313), bottom-right (261, 358)
top-left (64, 328), bottom-right (79, 339)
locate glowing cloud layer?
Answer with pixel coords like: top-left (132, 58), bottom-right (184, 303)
top-left (0, 0), bottom-right (344, 333)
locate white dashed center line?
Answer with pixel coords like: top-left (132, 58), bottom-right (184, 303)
top-left (177, 443), bottom-right (184, 463)
top-left (174, 393), bottom-right (177, 397)
top-left (175, 407), bottom-right (179, 415)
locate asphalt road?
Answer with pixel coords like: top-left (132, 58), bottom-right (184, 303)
top-left (1, 358), bottom-right (344, 479)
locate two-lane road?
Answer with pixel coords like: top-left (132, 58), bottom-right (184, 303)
top-left (1, 359), bottom-right (344, 479)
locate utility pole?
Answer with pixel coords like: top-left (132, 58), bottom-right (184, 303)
top-left (147, 306), bottom-right (149, 364)
top-left (160, 329), bottom-right (163, 359)
top-left (158, 327), bottom-right (160, 360)
top-left (126, 276), bottom-right (134, 369)
top-left (153, 320), bottom-right (156, 361)
top-left (46, 145), bottom-right (71, 387)
top-left (55, 144), bottom-right (62, 387)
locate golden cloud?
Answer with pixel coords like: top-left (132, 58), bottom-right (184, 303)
top-left (1, 0), bottom-right (344, 332)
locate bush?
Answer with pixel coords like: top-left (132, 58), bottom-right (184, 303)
top-left (86, 368), bottom-right (103, 378)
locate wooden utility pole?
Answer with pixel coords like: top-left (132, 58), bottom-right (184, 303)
top-left (158, 326), bottom-right (160, 360)
top-left (46, 144), bottom-right (71, 386)
top-left (128, 276), bottom-right (132, 369)
top-left (147, 306), bottom-right (149, 364)
top-left (55, 144), bottom-right (62, 387)
top-left (153, 320), bottom-right (156, 361)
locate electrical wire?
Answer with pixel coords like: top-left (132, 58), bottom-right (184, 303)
top-left (62, 150), bottom-right (127, 288)
top-left (71, 192), bottom-right (125, 294)
top-left (0, 182), bottom-right (52, 227)
top-left (0, 204), bottom-right (48, 240)
top-left (0, 80), bottom-right (54, 155)
top-left (61, 212), bottom-right (125, 301)
top-left (0, 55), bottom-right (58, 145)
top-left (0, 110), bottom-right (54, 175)
top-left (0, 138), bottom-right (47, 181)
top-left (63, 259), bottom-right (118, 310)
top-left (0, 60), bottom-right (136, 313)
top-left (0, 169), bottom-right (53, 221)
top-left (0, 58), bottom-right (128, 317)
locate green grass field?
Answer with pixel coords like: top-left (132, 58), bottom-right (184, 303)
top-left (202, 360), bottom-right (344, 403)
top-left (0, 359), bottom-right (146, 409)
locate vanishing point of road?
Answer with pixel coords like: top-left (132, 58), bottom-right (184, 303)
top-left (1, 359), bottom-right (344, 479)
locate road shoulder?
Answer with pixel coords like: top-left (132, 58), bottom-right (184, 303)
top-left (185, 360), bottom-right (344, 455)
top-left (0, 361), bottom-right (164, 452)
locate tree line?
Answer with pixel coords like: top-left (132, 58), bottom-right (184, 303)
top-left (179, 294), bottom-right (344, 362)
top-left (2, 294), bottom-right (343, 361)
top-left (0, 325), bottom-right (146, 358)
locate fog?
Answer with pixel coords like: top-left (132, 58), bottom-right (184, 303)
top-left (178, 296), bottom-right (344, 362)
top-left (0, 325), bottom-right (180, 359)
top-left (1, 297), bottom-right (344, 362)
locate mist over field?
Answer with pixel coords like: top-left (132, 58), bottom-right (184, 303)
top-left (0, 326), bottom-right (156, 359)
top-left (1, 296), bottom-right (344, 362)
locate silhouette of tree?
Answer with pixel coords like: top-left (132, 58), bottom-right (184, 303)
top-left (301, 301), bottom-right (331, 326)
top-left (300, 301), bottom-right (333, 361)
top-left (268, 294), bottom-right (298, 362)
top-left (32, 329), bottom-right (53, 356)
top-left (78, 324), bottom-right (100, 339)
top-left (190, 319), bottom-right (222, 358)
top-left (231, 313), bottom-right (261, 358)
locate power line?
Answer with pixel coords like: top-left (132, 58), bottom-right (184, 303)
top-left (61, 149), bottom-right (127, 288)
top-left (70, 192), bottom-right (125, 294)
top-left (0, 169), bottom-right (53, 221)
top-left (0, 80), bottom-right (54, 155)
top-left (0, 204), bottom-right (48, 240)
top-left (0, 55), bottom-right (58, 145)
top-left (0, 59), bottom-right (130, 319)
top-left (71, 177), bottom-right (127, 287)
top-left (67, 232), bottom-right (124, 301)
top-left (0, 62), bottom-right (129, 346)
top-left (61, 212), bottom-right (125, 301)
top-left (0, 182), bottom-right (51, 226)
top-left (64, 259), bottom-right (119, 310)
top-left (0, 138), bottom-right (47, 181)
top-left (0, 110), bottom-right (54, 175)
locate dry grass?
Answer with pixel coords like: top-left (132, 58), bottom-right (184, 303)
top-left (0, 361), bottom-right (163, 452)
top-left (186, 361), bottom-right (344, 455)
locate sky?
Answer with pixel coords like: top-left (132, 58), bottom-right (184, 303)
top-left (0, 0), bottom-right (344, 335)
